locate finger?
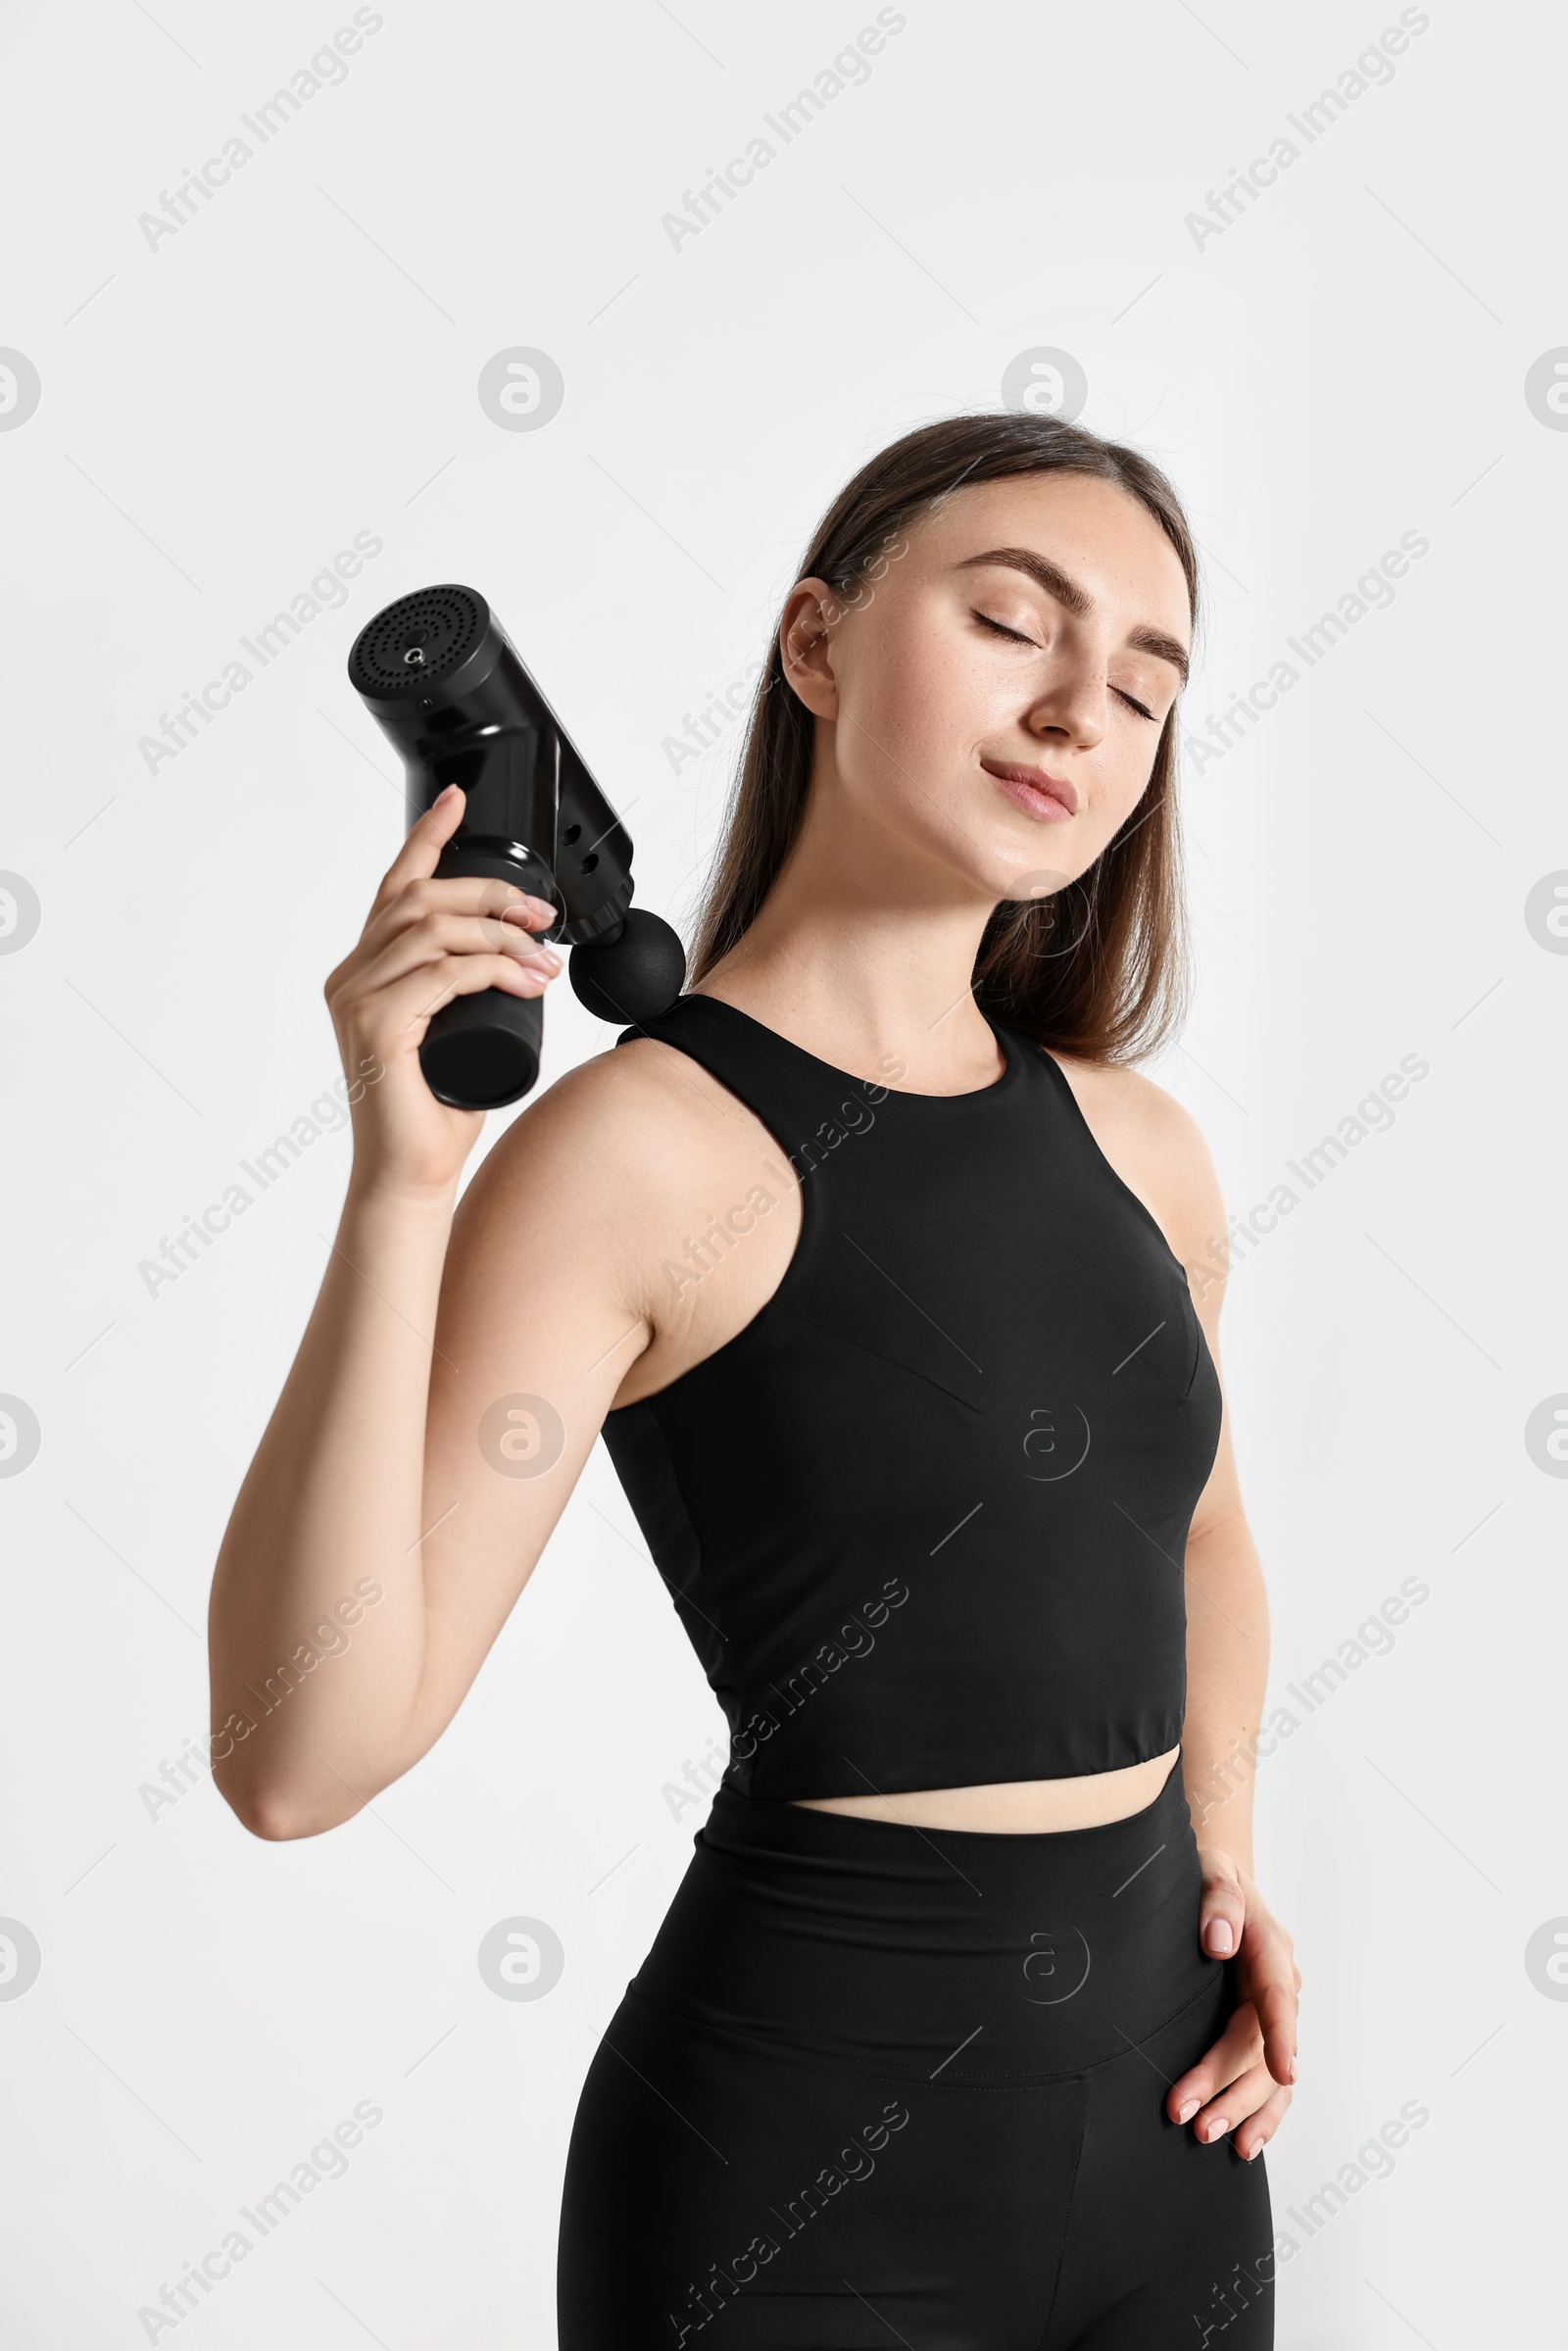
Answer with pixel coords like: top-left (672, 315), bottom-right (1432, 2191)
top-left (1237, 1924), bottom-right (1299, 2084)
top-left (370, 782), bottom-right (468, 910)
top-left (499, 899), bottom-right (563, 934)
top-left (366, 872), bottom-right (558, 952)
top-left (365, 951), bottom-right (561, 1053)
top-left (1197, 1858), bottom-right (1246, 1959)
top-left (377, 873), bottom-right (557, 927)
top-left (358, 874), bottom-right (561, 966)
top-left (1250, 1966), bottom-right (1299, 2086)
top-left (351, 910), bottom-right (563, 999)
top-left (1190, 2060), bottom-right (1279, 2144)
top-left (1234, 2084), bottom-right (1293, 2164)
top-left (1166, 2005), bottom-right (1262, 2124)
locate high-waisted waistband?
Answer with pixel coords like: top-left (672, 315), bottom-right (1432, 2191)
top-left (627, 1754), bottom-right (1227, 2082)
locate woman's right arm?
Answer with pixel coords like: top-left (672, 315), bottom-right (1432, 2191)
top-left (207, 783), bottom-right (674, 1838)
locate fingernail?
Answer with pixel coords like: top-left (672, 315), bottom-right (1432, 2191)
top-left (1247, 2142), bottom-right (1264, 2162)
top-left (1204, 1920), bottom-right (1234, 1956)
top-left (1286, 2053), bottom-right (1298, 2082)
top-left (1206, 2117), bottom-right (1230, 2142)
top-left (1177, 2099), bottom-right (1200, 2125)
top-left (435, 783), bottom-right (459, 805)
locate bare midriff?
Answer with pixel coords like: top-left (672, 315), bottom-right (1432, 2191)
top-left (788, 1743), bottom-right (1181, 1834)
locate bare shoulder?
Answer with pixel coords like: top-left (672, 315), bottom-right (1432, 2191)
top-left (463, 1032), bottom-right (748, 1222)
top-left (1046, 1048), bottom-right (1224, 1273)
top-left (451, 1028), bottom-right (793, 1322)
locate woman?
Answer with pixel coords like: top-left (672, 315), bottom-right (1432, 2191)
top-left (209, 412), bottom-right (1298, 2346)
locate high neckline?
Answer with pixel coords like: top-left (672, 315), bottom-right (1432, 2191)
top-left (673, 992), bottom-right (1025, 1102)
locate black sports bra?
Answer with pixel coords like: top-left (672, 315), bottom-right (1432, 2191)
top-left (599, 994), bottom-right (1223, 1800)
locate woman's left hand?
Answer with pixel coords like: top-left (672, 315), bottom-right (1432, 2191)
top-left (1166, 1847), bottom-right (1299, 2161)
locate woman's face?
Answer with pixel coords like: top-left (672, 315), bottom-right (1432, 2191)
top-left (784, 470), bottom-right (1193, 903)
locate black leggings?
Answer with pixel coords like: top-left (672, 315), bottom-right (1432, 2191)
top-left (558, 1760), bottom-right (1274, 2347)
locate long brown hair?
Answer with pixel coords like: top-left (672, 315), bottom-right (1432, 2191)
top-left (689, 413), bottom-right (1202, 1064)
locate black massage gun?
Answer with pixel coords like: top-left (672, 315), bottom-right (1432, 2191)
top-left (347, 583), bottom-right (686, 1109)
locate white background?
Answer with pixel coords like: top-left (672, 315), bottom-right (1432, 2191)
top-left (2, 0), bottom-right (1564, 2342)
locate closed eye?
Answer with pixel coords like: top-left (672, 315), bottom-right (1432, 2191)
top-left (971, 610), bottom-right (1159, 722)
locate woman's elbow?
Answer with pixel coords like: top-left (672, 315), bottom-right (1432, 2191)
top-left (214, 1768), bottom-right (351, 1843)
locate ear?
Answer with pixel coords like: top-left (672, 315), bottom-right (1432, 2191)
top-left (779, 577), bottom-right (841, 720)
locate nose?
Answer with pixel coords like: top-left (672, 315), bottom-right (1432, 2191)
top-left (1024, 659), bottom-right (1108, 753)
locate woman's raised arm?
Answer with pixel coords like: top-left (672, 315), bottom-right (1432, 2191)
top-left (206, 785), bottom-right (667, 1838)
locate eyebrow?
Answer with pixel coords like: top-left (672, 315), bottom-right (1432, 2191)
top-left (954, 545), bottom-right (1191, 689)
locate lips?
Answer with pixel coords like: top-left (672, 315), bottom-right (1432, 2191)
top-left (981, 759), bottom-right (1079, 821)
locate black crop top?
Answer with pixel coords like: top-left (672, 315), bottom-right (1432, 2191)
top-left (599, 994), bottom-right (1223, 1800)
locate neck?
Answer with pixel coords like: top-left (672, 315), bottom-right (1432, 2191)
top-left (698, 761), bottom-right (1004, 1094)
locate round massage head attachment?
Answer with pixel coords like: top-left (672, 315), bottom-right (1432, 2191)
top-left (569, 907), bottom-right (687, 1024)
top-left (347, 585), bottom-right (490, 700)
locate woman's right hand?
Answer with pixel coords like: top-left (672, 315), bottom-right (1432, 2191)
top-left (323, 782), bottom-right (564, 1199)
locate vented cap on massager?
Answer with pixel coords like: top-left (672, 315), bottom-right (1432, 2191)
top-left (346, 585), bottom-right (499, 709)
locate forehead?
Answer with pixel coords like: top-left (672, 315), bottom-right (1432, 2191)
top-left (910, 471), bottom-right (1191, 623)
